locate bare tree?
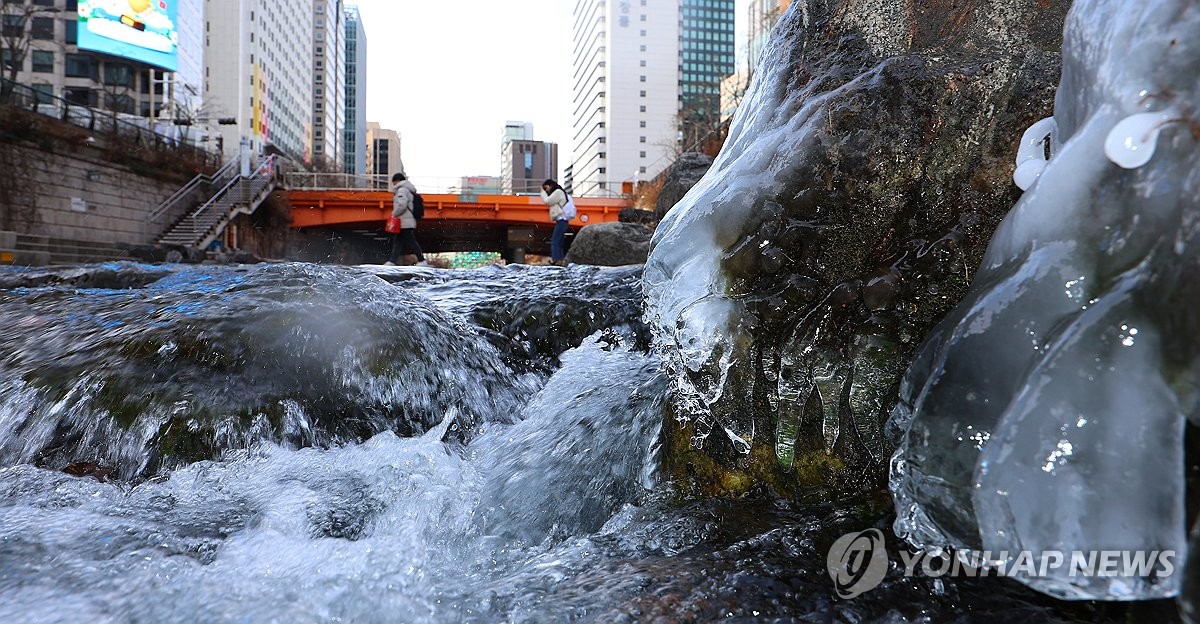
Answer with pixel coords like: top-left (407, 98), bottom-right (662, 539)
top-left (0, 1), bottom-right (59, 97)
top-left (676, 95), bottom-right (728, 158)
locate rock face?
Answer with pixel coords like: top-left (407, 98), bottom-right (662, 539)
top-left (643, 0), bottom-right (1068, 498)
top-left (653, 152), bottom-right (713, 220)
top-left (566, 222), bottom-right (653, 267)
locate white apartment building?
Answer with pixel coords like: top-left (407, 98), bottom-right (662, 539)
top-left (173, 0), bottom-right (205, 115)
top-left (206, 0), bottom-right (314, 163)
top-left (343, 4), bottom-right (367, 175)
top-left (570, 0), bottom-right (678, 196)
top-left (312, 0), bottom-right (345, 169)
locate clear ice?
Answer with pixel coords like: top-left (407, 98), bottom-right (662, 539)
top-left (889, 0), bottom-right (1198, 600)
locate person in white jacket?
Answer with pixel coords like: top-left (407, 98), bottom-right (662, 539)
top-left (539, 178), bottom-right (571, 265)
top-left (386, 172), bottom-right (427, 266)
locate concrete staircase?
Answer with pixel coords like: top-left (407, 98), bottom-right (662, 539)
top-left (156, 156), bottom-right (278, 250)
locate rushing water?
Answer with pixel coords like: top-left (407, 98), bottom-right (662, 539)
top-left (0, 262), bottom-right (1150, 623)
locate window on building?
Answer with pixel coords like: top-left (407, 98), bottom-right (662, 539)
top-left (65, 19), bottom-right (76, 44)
top-left (639, 136), bottom-right (646, 143)
top-left (639, 105), bottom-right (646, 112)
top-left (63, 87), bottom-right (97, 107)
top-left (33, 0), bottom-right (56, 5)
top-left (32, 83), bottom-right (53, 104)
top-left (65, 54), bottom-right (97, 79)
top-left (30, 50), bottom-right (52, 73)
top-left (104, 62), bottom-right (133, 86)
top-left (105, 93), bottom-right (134, 115)
top-left (1, 15), bottom-right (23, 37)
top-left (31, 16), bottom-right (53, 39)
top-left (639, 151), bottom-right (646, 158)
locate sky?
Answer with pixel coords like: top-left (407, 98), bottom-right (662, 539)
top-left (353, 0), bottom-right (752, 184)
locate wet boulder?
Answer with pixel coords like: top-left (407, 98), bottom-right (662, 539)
top-left (644, 0), bottom-right (1069, 498)
top-left (0, 263), bottom-right (540, 480)
top-left (654, 152), bottom-right (714, 221)
top-left (566, 222), bottom-right (653, 267)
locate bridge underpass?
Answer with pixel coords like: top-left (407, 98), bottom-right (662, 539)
top-left (286, 189), bottom-right (632, 261)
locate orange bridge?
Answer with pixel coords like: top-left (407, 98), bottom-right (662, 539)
top-left (286, 187), bottom-right (632, 257)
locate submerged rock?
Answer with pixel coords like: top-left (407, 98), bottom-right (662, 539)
top-left (0, 263), bottom-right (540, 479)
top-left (398, 264), bottom-right (650, 368)
top-left (644, 0), bottom-right (1068, 498)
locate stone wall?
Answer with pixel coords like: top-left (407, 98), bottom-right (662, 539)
top-left (1, 142), bottom-right (184, 247)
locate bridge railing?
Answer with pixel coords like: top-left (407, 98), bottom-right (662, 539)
top-left (283, 173), bottom-right (630, 198)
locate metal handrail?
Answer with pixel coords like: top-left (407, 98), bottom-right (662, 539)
top-left (0, 78), bottom-right (218, 163)
top-left (148, 158), bottom-right (238, 224)
top-left (283, 173), bottom-right (623, 197)
top-left (165, 155), bottom-right (278, 246)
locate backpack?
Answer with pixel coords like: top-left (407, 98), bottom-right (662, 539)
top-left (411, 192), bottom-right (425, 219)
top-left (561, 194), bottom-right (577, 220)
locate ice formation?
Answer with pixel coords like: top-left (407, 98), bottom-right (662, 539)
top-left (1013, 117), bottom-right (1057, 190)
top-left (889, 0), bottom-right (1198, 600)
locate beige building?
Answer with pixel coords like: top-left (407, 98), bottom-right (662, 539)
top-left (748, 0), bottom-right (791, 71)
top-left (366, 122), bottom-right (403, 178)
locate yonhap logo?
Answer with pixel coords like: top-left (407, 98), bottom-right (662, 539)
top-left (826, 528), bottom-right (1178, 599)
top-left (826, 529), bottom-right (889, 598)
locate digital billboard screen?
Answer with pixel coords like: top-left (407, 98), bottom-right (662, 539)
top-left (77, 0), bottom-right (179, 71)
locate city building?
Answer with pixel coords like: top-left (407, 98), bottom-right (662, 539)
top-left (343, 4), bottom-right (367, 175)
top-left (499, 121), bottom-right (558, 194)
top-left (458, 175), bottom-right (502, 195)
top-left (366, 121), bottom-right (403, 179)
top-left (720, 0), bottom-right (788, 125)
top-left (569, 0), bottom-right (734, 196)
top-left (747, 0), bottom-right (790, 73)
top-left (719, 69), bottom-right (748, 124)
top-left (1, 0), bottom-right (204, 126)
top-left (678, 0), bottom-right (736, 151)
top-left (206, 0), bottom-right (314, 163)
top-left (312, 0), bottom-right (345, 169)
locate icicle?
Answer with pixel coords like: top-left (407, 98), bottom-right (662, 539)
top-left (1013, 117), bottom-right (1057, 191)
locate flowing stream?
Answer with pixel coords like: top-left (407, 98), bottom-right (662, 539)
top-left (0, 262), bottom-right (1150, 622)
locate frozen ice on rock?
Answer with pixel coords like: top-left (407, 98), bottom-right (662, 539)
top-left (889, 0), bottom-right (1198, 601)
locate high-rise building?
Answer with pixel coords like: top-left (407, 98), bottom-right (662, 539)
top-left (748, 0), bottom-right (790, 72)
top-left (206, 0), bottom-right (314, 163)
top-left (499, 121), bottom-right (558, 194)
top-left (312, 0), bottom-right (345, 169)
top-left (569, 0), bottom-right (734, 196)
top-left (343, 5), bottom-right (367, 175)
top-left (2, 0), bottom-right (204, 124)
top-left (173, 0), bottom-right (205, 116)
top-left (721, 0), bottom-right (787, 125)
top-left (366, 121), bottom-right (403, 179)
top-left (679, 0), bottom-right (736, 150)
